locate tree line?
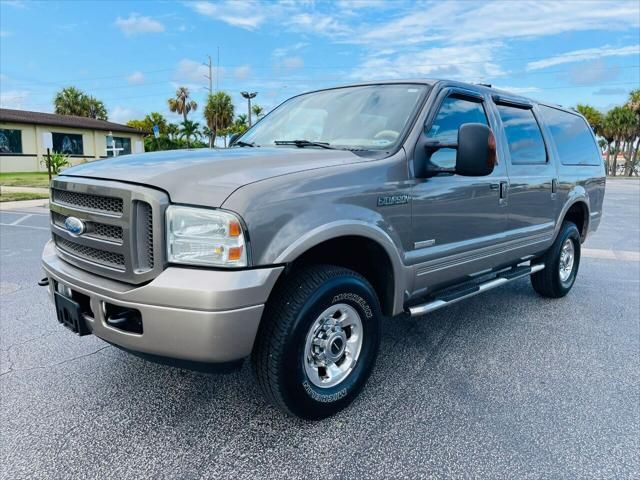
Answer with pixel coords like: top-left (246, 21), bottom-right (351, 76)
top-left (577, 89), bottom-right (640, 176)
top-left (52, 85), bottom-right (264, 152)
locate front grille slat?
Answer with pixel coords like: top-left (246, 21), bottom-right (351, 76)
top-left (52, 188), bottom-right (123, 215)
top-left (54, 234), bottom-right (126, 270)
top-left (52, 212), bottom-right (123, 243)
top-left (50, 179), bottom-right (164, 284)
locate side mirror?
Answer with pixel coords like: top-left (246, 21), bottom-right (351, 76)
top-left (455, 123), bottom-right (497, 177)
top-left (416, 122), bottom-right (497, 178)
top-left (229, 132), bottom-right (241, 147)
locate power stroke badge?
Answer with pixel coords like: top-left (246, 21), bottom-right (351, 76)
top-left (377, 194), bottom-right (409, 207)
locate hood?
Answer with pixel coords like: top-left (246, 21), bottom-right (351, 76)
top-left (61, 147), bottom-right (362, 206)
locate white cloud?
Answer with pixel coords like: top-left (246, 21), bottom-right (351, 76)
top-left (0, 90), bottom-right (30, 110)
top-left (0, 30), bottom-right (11, 37)
top-left (282, 56), bottom-right (304, 70)
top-left (2, 1), bottom-right (27, 8)
top-left (593, 87), bottom-right (628, 96)
top-left (234, 65), bottom-right (251, 81)
top-left (109, 106), bottom-right (143, 124)
top-left (127, 71), bottom-right (145, 84)
top-left (492, 85), bottom-right (541, 95)
top-left (115, 14), bottom-right (165, 36)
top-left (350, 43), bottom-right (505, 83)
top-left (527, 45), bottom-right (640, 71)
top-left (272, 42), bottom-right (308, 58)
top-left (189, 1), bottom-right (266, 30)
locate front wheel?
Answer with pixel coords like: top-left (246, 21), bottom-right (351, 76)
top-left (252, 265), bottom-right (382, 420)
top-left (531, 221), bottom-right (581, 298)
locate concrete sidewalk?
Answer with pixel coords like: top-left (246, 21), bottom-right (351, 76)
top-left (0, 199), bottom-right (49, 210)
top-left (0, 185), bottom-right (49, 194)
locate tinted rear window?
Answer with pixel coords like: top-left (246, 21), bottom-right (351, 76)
top-left (538, 105), bottom-right (602, 166)
top-left (497, 105), bottom-right (547, 165)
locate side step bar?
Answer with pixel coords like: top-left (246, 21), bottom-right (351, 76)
top-left (407, 263), bottom-right (545, 317)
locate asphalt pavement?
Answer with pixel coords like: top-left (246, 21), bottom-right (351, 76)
top-left (1, 179), bottom-right (638, 479)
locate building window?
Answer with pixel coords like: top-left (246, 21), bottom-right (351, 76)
top-left (0, 129), bottom-right (23, 154)
top-left (52, 132), bottom-right (84, 155)
top-left (106, 136), bottom-right (132, 156)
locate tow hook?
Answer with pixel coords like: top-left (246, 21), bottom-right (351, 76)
top-left (38, 277), bottom-right (50, 287)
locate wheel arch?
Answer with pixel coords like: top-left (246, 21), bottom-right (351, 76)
top-left (273, 222), bottom-right (407, 316)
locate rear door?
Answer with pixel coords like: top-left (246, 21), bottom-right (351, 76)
top-left (491, 97), bottom-right (558, 245)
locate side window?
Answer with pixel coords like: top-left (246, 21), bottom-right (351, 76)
top-left (496, 105), bottom-right (546, 165)
top-left (426, 95), bottom-right (488, 168)
top-left (538, 105), bottom-right (601, 166)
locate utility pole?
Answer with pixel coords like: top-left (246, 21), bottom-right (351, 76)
top-left (204, 55), bottom-right (213, 94)
top-left (241, 91), bottom-right (257, 127)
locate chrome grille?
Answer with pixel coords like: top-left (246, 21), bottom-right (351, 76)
top-left (52, 188), bottom-right (123, 215)
top-left (49, 178), bottom-right (167, 284)
top-left (54, 234), bottom-right (126, 270)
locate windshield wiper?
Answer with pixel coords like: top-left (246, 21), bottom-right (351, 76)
top-left (234, 140), bottom-right (256, 147)
top-left (274, 139), bottom-right (336, 150)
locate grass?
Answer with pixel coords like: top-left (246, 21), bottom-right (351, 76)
top-left (0, 172), bottom-right (53, 188)
top-left (0, 192), bottom-right (50, 203)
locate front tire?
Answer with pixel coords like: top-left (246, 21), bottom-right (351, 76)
top-left (252, 265), bottom-right (382, 420)
top-left (531, 221), bottom-right (581, 298)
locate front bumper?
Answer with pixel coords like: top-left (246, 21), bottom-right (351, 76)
top-left (42, 240), bottom-right (283, 363)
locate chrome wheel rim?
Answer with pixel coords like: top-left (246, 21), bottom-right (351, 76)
top-left (303, 303), bottom-right (363, 389)
top-left (559, 238), bottom-right (575, 282)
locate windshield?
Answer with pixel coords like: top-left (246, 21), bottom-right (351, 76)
top-left (238, 84), bottom-right (428, 150)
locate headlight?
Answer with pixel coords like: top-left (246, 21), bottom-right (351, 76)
top-left (166, 206), bottom-right (247, 267)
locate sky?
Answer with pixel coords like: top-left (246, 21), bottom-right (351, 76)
top-left (0, 0), bottom-right (639, 125)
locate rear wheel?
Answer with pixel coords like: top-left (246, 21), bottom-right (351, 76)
top-left (252, 265), bottom-right (382, 420)
top-left (531, 221), bottom-right (581, 298)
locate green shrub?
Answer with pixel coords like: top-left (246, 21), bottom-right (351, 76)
top-left (41, 152), bottom-right (70, 174)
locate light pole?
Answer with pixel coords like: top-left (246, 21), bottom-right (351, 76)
top-left (241, 91), bottom-right (257, 127)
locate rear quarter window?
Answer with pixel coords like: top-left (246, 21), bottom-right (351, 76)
top-left (538, 105), bottom-right (602, 166)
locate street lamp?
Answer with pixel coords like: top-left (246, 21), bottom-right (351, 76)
top-left (241, 91), bottom-right (257, 127)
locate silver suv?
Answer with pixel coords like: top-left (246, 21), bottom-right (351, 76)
top-left (42, 80), bottom-right (605, 419)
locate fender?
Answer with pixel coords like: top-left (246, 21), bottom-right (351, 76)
top-left (553, 185), bottom-right (590, 242)
top-left (273, 220), bottom-right (408, 316)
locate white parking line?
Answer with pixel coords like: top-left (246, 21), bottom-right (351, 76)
top-left (8, 214), bottom-right (34, 226)
top-left (0, 223), bottom-right (49, 231)
top-left (582, 248), bottom-right (640, 262)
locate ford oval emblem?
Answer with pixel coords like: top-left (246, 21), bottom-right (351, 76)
top-left (64, 216), bottom-right (86, 236)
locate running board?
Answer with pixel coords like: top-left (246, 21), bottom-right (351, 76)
top-left (407, 263), bottom-right (545, 317)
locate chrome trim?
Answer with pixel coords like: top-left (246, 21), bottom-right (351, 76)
top-left (414, 239), bottom-right (435, 249)
top-left (416, 232), bottom-right (552, 276)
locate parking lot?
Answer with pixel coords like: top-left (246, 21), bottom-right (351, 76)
top-left (1, 179), bottom-right (638, 479)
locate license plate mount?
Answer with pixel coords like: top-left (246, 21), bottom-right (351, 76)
top-left (54, 291), bottom-right (91, 336)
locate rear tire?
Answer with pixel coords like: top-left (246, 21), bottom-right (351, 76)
top-left (531, 221), bottom-right (581, 298)
top-left (252, 265), bottom-right (382, 420)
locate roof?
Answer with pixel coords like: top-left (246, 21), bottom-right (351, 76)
top-left (0, 108), bottom-right (142, 134)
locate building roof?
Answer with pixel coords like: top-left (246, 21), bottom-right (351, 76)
top-left (0, 108), bottom-right (142, 134)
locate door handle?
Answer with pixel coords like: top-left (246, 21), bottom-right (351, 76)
top-left (499, 181), bottom-right (508, 199)
top-left (490, 183), bottom-right (500, 191)
top-left (551, 178), bottom-right (558, 194)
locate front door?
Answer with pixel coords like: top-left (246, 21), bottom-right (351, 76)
top-left (409, 88), bottom-right (508, 296)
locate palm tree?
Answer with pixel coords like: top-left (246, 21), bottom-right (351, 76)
top-left (166, 123), bottom-right (180, 141)
top-left (605, 106), bottom-right (637, 176)
top-left (168, 87), bottom-right (198, 124)
top-left (236, 114), bottom-right (248, 127)
top-left (54, 86), bottom-right (108, 120)
top-left (179, 119), bottom-right (201, 148)
top-left (251, 104), bottom-right (264, 120)
top-left (203, 91), bottom-right (234, 147)
top-left (576, 104), bottom-right (603, 135)
top-left (624, 89), bottom-right (640, 175)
